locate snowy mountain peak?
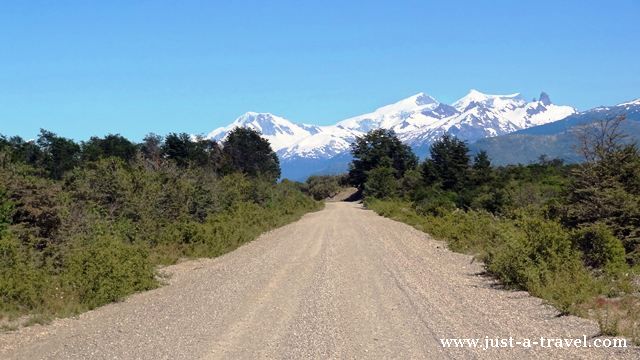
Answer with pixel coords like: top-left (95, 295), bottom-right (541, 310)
top-left (335, 92), bottom-right (442, 134)
top-left (233, 111), bottom-right (278, 126)
top-left (619, 98), bottom-right (640, 106)
top-left (453, 89), bottom-right (524, 111)
top-left (409, 92), bottom-right (438, 106)
top-left (206, 112), bottom-right (320, 152)
top-left (539, 92), bottom-right (551, 106)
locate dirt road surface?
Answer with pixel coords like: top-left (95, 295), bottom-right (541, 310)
top-left (0, 202), bottom-right (636, 359)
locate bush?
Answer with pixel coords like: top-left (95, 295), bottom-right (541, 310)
top-left (364, 166), bottom-right (398, 199)
top-left (63, 234), bottom-right (156, 309)
top-left (485, 217), bottom-right (598, 314)
top-left (368, 199), bottom-right (601, 315)
top-left (572, 223), bottom-right (627, 273)
top-left (305, 175), bottom-right (342, 200)
top-left (0, 234), bottom-right (48, 313)
top-left (0, 128), bottom-right (323, 324)
top-left (0, 187), bottom-right (12, 232)
top-left (412, 187), bottom-right (457, 217)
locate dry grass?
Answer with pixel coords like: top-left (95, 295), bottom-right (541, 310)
top-left (587, 295), bottom-right (640, 345)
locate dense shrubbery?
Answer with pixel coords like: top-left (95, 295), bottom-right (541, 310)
top-left (0, 128), bottom-right (320, 321)
top-left (302, 175), bottom-right (347, 200)
top-left (355, 118), bottom-right (639, 340)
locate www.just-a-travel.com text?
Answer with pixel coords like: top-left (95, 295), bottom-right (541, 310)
top-left (440, 335), bottom-right (627, 350)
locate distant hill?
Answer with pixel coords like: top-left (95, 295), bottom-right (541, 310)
top-left (470, 99), bottom-right (640, 165)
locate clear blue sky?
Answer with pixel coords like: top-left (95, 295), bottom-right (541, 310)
top-left (1, 0), bottom-right (639, 141)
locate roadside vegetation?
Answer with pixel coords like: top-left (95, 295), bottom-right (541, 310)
top-left (350, 119), bottom-right (640, 343)
top-left (301, 174), bottom-right (350, 201)
top-left (0, 128), bottom-right (321, 328)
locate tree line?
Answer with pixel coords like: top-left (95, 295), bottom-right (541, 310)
top-left (1, 128), bottom-right (281, 182)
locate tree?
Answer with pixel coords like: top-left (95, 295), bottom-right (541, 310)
top-left (160, 133), bottom-right (223, 171)
top-left (471, 150), bottom-right (493, 186)
top-left (364, 166), bottom-right (398, 199)
top-left (140, 133), bottom-right (163, 169)
top-left (191, 136), bottom-right (223, 171)
top-left (348, 129), bottom-right (418, 188)
top-left (0, 136), bottom-right (43, 166)
top-left (423, 134), bottom-right (470, 191)
top-left (81, 134), bottom-right (138, 163)
top-left (563, 115), bottom-right (640, 263)
top-left (162, 133), bottom-right (196, 168)
top-left (221, 128), bottom-right (280, 182)
top-left (37, 129), bottom-right (81, 179)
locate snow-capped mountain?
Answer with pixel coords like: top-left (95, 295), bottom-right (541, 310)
top-left (471, 97), bottom-right (640, 165)
top-left (403, 90), bottom-right (576, 147)
top-left (206, 90), bottom-right (577, 179)
top-left (207, 112), bottom-right (321, 153)
top-left (336, 92), bottom-right (444, 134)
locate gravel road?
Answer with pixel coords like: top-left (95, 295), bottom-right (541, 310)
top-left (0, 202), bottom-right (636, 359)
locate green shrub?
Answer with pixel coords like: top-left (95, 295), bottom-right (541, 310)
top-left (485, 217), bottom-right (598, 314)
top-left (0, 187), bottom-right (12, 232)
top-left (413, 188), bottom-right (457, 217)
top-left (571, 223), bottom-right (627, 273)
top-left (369, 199), bottom-right (601, 315)
top-left (1, 129), bottom-right (323, 324)
top-left (63, 235), bottom-right (156, 309)
top-left (305, 175), bottom-right (343, 200)
top-left (364, 166), bottom-right (398, 199)
top-left (0, 234), bottom-right (48, 313)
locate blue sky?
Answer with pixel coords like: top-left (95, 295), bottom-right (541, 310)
top-left (1, 0), bottom-right (639, 140)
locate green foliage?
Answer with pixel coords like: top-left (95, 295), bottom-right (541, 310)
top-left (485, 217), bottom-right (598, 314)
top-left (63, 234), bottom-right (156, 309)
top-left (0, 187), bottom-right (13, 232)
top-left (423, 134), bottom-right (471, 191)
top-left (412, 187), bottom-right (457, 217)
top-left (36, 129), bottom-right (81, 180)
top-left (399, 169), bottom-right (422, 198)
top-left (348, 129), bottom-right (417, 188)
top-left (222, 128), bottom-right (281, 182)
top-left (0, 128), bottom-right (320, 323)
top-left (571, 223), bottom-right (627, 273)
top-left (81, 134), bottom-right (138, 163)
top-left (470, 150), bottom-right (493, 186)
top-left (304, 175), bottom-right (344, 200)
top-left (161, 133), bottom-right (222, 170)
top-left (0, 234), bottom-right (47, 313)
top-left (364, 166), bottom-right (398, 199)
top-left (563, 144), bottom-right (640, 262)
top-left (368, 200), bottom-right (602, 315)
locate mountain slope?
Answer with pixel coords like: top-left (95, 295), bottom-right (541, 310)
top-left (207, 112), bottom-right (321, 153)
top-left (471, 98), bottom-right (640, 165)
